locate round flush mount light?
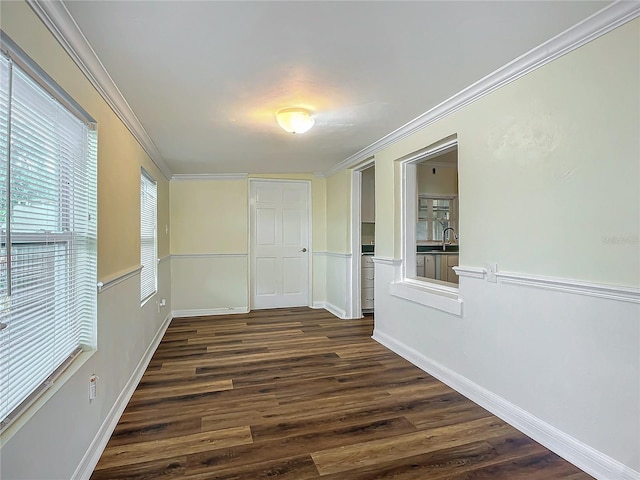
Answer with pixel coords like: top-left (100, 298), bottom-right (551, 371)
top-left (276, 108), bottom-right (314, 134)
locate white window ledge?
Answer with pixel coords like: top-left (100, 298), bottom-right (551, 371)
top-left (0, 349), bottom-right (95, 446)
top-left (389, 279), bottom-right (462, 316)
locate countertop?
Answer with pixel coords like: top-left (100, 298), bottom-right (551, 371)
top-left (417, 245), bottom-right (459, 254)
top-left (362, 245), bottom-right (458, 255)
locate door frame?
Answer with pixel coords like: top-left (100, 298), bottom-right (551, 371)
top-left (248, 178), bottom-right (313, 310)
top-left (349, 159), bottom-right (375, 319)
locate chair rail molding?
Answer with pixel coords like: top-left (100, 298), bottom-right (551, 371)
top-left (170, 253), bottom-right (248, 259)
top-left (453, 265), bottom-right (640, 304)
top-left (96, 265), bottom-right (142, 293)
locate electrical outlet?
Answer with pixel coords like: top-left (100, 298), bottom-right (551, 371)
top-left (486, 263), bottom-right (498, 283)
top-left (89, 374), bottom-right (98, 400)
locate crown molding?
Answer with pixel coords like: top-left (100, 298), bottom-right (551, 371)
top-left (171, 173), bottom-right (248, 181)
top-left (27, 0), bottom-right (173, 181)
top-left (26, 0), bottom-right (638, 181)
top-left (324, 0), bottom-right (640, 177)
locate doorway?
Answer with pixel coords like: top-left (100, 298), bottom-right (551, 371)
top-left (349, 161), bottom-right (375, 318)
top-left (249, 180), bottom-right (311, 309)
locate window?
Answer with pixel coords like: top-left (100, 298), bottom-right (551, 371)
top-left (390, 136), bottom-right (462, 315)
top-left (140, 169), bottom-right (157, 303)
top-left (417, 196), bottom-right (458, 243)
top-left (0, 36), bottom-right (97, 431)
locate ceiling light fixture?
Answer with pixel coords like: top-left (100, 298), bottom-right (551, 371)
top-left (276, 108), bottom-right (314, 134)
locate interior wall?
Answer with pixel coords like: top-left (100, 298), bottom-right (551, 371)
top-left (170, 174), bottom-right (328, 314)
top-left (326, 170), bottom-right (351, 254)
top-left (417, 163), bottom-right (458, 195)
top-left (170, 179), bottom-right (247, 254)
top-left (384, 20), bottom-right (639, 284)
top-left (169, 178), bottom-right (248, 313)
top-left (322, 170), bottom-right (352, 316)
top-left (2, 0), bottom-right (637, 478)
top-left (370, 18), bottom-right (639, 474)
top-left (0, 2), bottom-right (172, 479)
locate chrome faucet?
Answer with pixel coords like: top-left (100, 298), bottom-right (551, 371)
top-left (442, 227), bottom-right (458, 251)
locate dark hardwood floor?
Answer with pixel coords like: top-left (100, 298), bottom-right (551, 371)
top-left (91, 307), bottom-right (592, 479)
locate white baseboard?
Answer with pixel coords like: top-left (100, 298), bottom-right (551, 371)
top-left (372, 328), bottom-right (640, 480)
top-left (171, 306), bottom-right (249, 318)
top-left (71, 312), bottom-right (172, 480)
top-left (315, 301), bottom-right (349, 319)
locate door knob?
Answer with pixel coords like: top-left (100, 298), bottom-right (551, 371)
top-left (300, 248), bottom-right (307, 252)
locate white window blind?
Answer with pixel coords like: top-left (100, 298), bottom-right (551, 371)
top-left (140, 169), bottom-right (157, 302)
top-left (0, 44), bottom-right (97, 431)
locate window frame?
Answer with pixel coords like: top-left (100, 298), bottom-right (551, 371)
top-left (0, 31), bottom-right (98, 435)
top-left (417, 194), bottom-right (458, 244)
top-left (140, 167), bottom-right (157, 304)
top-left (391, 137), bottom-right (462, 316)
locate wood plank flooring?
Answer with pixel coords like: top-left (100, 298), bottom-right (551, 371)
top-left (91, 307), bottom-right (592, 479)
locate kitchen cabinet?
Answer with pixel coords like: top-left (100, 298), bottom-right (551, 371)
top-left (416, 252), bottom-right (458, 284)
top-left (445, 254), bottom-right (459, 284)
top-left (361, 254), bottom-right (374, 311)
top-left (416, 254), bottom-right (435, 279)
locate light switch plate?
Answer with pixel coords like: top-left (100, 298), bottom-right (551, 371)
top-left (486, 263), bottom-right (498, 283)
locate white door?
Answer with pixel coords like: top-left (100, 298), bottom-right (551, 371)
top-left (250, 180), bottom-right (310, 309)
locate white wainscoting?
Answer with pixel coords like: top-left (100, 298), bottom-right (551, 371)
top-left (170, 253), bottom-right (249, 316)
top-left (73, 312), bottom-right (172, 479)
top-left (0, 263), bottom-right (172, 480)
top-left (311, 251), bottom-right (327, 310)
top-left (71, 261), bottom-right (173, 480)
top-left (373, 261), bottom-right (640, 480)
top-left (314, 252), bottom-right (353, 319)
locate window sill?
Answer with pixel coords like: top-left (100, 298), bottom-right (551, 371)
top-left (389, 279), bottom-right (462, 316)
top-left (0, 349), bottom-right (95, 446)
top-left (141, 290), bottom-right (157, 308)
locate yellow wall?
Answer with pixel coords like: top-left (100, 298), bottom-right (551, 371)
top-left (0, 2), bottom-right (170, 280)
top-left (325, 169), bottom-right (351, 253)
top-left (371, 19), bottom-right (639, 286)
top-left (311, 176), bottom-right (327, 252)
top-left (171, 174), bottom-right (326, 255)
top-left (170, 174), bottom-right (328, 310)
top-left (417, 164), bottom-right (458, 196)
top-left (170, 179), bottom-right (248, 254)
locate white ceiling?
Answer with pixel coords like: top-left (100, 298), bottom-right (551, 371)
top-left (62, 0), bottom-right (610, 176)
